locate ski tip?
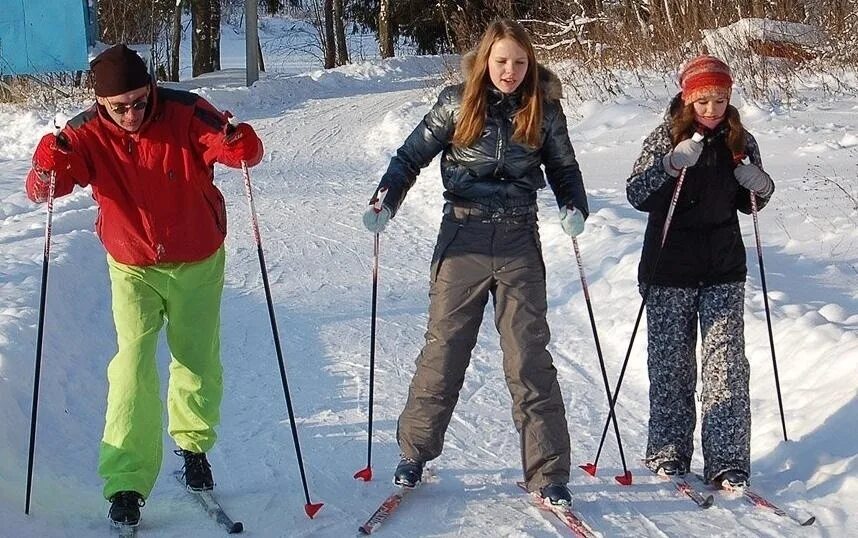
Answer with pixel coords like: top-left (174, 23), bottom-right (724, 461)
top-left (802, 516), bottom-right (816, 526)
top-left (228, 521), bottom-right (244, 533)
top-left (579, 463), bottom-right (597, 476)
top-left (702, 494), bottom-right (715, 509)
top-left (305, 502), bottom-right (324, 519)
top-left (615, 471), bottom-right (633, 486)
top-left (358, 526), bottom-right (371, 535)
top-left (354, 467), bottom-right (373, 482)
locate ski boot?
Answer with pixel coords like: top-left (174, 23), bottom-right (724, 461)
top-left (108, 491), bottom-right (144, 527)
top-left (656, 460), bottom-right (689, 477)
top-left (176, 449), bottom-right (214, 491)
top-left (713, 469), bottom-right (749, 490)
top-left (540, 483), bottom-right (572, 507)
top-left (393, 457), bottom-right (423, 488)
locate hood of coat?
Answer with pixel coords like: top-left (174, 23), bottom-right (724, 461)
top-left (460, 51), bottom-right (563, 101)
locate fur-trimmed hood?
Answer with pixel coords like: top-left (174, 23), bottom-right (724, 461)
top-left (460, 51), bottom-right (563, 101)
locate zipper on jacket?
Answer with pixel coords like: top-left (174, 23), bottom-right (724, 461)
top-left (494, 113), bottom-right (508, 176)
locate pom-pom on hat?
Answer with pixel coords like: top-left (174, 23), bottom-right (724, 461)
top-left (679, 55), bottom-right (732, 105)
top-left (90, 44), bottom-right (151, 97)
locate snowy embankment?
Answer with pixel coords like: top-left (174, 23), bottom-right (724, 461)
top-left (1, 48), bottom-right (857, 536)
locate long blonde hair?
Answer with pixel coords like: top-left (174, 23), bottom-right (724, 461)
top-left (453, 19), bottom-right (542, 148)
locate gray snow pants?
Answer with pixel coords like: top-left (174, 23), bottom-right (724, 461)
top-left (642, 282), bottom-right (751, 482)
top-left (397, 204), bottom-right (570, 491)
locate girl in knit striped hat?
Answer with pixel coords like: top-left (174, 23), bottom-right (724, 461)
top-left (625, 55), bottom-right (775, 488)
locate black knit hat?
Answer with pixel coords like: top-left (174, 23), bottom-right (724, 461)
top-left (90, 44), bottom-right (151, 97)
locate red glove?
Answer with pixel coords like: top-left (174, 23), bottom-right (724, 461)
top-left (220, 122), bottom-right (262, 166)
top-left (33, 133), bottom-right (72, 175)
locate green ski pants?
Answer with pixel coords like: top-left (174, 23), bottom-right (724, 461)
top-left (99, 246), bottom-right (225, 500)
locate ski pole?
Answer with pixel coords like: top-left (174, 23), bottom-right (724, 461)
top-left (354, 187), bottom-right (388, 482)
top-left (25, 126), bottom-right (62, 514)
top-left (573, 237), bottom-right (632, 485)
top-left (745, 159), bottom-right (788, 442)
top-left (586, 131), bottom-right (703, 472)
top-left (233, 118), bottom-right (324, 518)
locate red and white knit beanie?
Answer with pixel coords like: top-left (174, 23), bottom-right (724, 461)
top-left (679, 55), bottom-right (732, 105)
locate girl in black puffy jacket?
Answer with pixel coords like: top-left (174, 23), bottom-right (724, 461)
top-left (362, 19), bottom-right (588, 506)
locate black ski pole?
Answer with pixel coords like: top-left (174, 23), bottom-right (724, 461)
top-left (238, 148), bottom-right (324, 518)
top-left (354, 188), bottom-right (388, 482)
top-left (586, 132), bottom-right (703, 471)
top-left (25, 127), bottom-right (61, 514)
top-left (749, 177), bottom-right (788, 442)
top-left (573, 237), bottom-right (632, 485)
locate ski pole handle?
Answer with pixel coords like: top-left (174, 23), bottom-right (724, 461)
top-left (371, 187), bottom-right (388, 213)
top-left (691, 131), bottom-right (704, 143)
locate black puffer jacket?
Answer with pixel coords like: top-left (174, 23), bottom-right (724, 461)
top-left (626, 94), bottom-right (774, 288)
top-left (375, 56), bottom-right (588, 217)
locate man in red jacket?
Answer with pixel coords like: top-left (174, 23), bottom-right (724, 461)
top-left (25, 44), bottom-right (263, 528)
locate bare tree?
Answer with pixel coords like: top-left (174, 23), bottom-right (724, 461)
top-left (211, 0), bottom-right (221, 70)
top-left (191, 0), bottom-right (214, 76)
top-left (323, 0), bottom-right (336, 67)
top-left (169, 0), bottom-right (183, 81)
top-left (334, 0), bottom-right (349, 65)
top-left (379, 0), bottom-right (394, 58)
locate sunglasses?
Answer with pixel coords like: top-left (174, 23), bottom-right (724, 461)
top-left (107, 95), bottom-right (148, 115)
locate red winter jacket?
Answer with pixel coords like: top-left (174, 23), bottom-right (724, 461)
top-left (26, 85), bottom-right (263, 266)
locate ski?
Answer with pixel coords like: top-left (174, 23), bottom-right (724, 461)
top-left (659, 473), bottom-right (714, 508)
top-left (516, 482), bottom-right (597, 538)
top-left (173, 472), bottom-right (244, 534)
top-left (358, 485), bottom-right (415, 535)
top-left (739, 487), bottom-right (815, 526)
top-left (694, 474), bottom-right (815, 526)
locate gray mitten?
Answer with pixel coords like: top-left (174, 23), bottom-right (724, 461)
top-left (662, 136), bottom-right (704, 177)
top-left (362, 205), bottom-right (391, 233)
top-left (734, 163), bottom-right (773, 197)
top-left (559, 206), bottom-right (585, 237)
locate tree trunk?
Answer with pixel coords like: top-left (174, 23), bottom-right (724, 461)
top-left (191, 0), bottom-right (214, 77)
top-left (626, 0), bottom-right (649, 36)
top-left (211, 0), bottom-right (221, 70)
top-left (257, 34), bottom-right (266, 72)
top-left (661, 0), bottom-right (676, 34)
top-left (378, 0), bottom-right (394, 58)
top-left (170, 0), bottom-right (182, 81)
top-left (334, 0), bottom-right (349, 65)
top-left (323, 0), bottom-right (335, 68)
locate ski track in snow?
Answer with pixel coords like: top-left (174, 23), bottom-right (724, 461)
top-left (1, 46), bottom-right (857, 537)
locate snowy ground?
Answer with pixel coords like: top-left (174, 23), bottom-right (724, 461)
top-left (1, 16), bottom-right (857, 538)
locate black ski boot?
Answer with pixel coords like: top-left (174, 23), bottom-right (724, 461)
top-left (176, 449), bottom-right (214, 491)
top-left (393, 457), bottom-right (423, 488)
top-left (540, 483), bottom-right (572, 507)
top-left (656, 460), bottom-right (688, 476)
top-left (108, 491), bottom-right (144, 526)
top-left (714, 469), bottom-right (749, 489)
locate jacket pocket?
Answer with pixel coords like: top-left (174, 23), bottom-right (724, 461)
top-left (430, 220), bottom-right (461, 283)
top-left (203, 187), bottom-right (227, 235)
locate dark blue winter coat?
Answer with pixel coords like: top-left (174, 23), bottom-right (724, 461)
top-left (374, 57), bottom-right (588, 217)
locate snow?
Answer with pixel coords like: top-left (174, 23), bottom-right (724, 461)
top-left (1, 15), bottom-right (856, 538)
